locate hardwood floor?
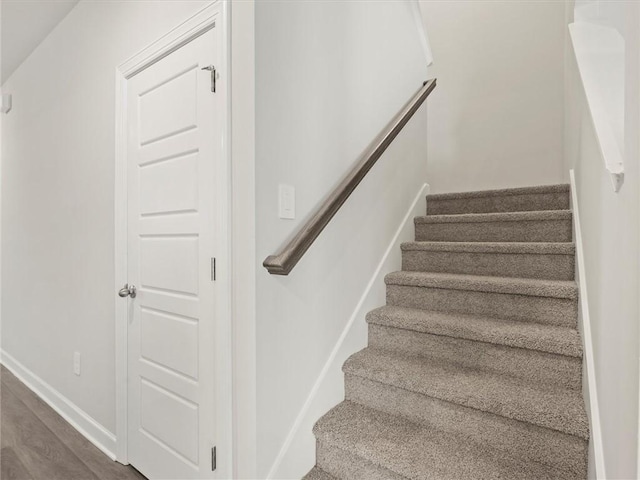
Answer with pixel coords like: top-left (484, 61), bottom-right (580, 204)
top-left (1, 366), bottom-right (146, 480)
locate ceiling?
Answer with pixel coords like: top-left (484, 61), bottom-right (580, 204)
top-left (1, 0), bottom-right (79, 85)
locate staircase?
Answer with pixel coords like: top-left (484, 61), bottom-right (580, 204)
top-left (304, 184), bottom-right (589, 480)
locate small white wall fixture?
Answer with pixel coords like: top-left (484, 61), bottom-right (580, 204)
top-left (1, 93), bottom-right (12, 114)
top-left (113, 2), bottom-right (233, 476)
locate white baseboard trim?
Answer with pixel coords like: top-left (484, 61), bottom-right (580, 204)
top-left (0, 349), bottom-right (118, 461)
top-left (266, 183), bottom-right (429, 479)
top-left (569, 170), bottom-right (606, 479)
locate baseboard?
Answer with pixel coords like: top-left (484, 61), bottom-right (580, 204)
top-left (569, 170), bottom-right (606, 479)
top-left (0, 349), bottom-right (118, 460)
top-left (266, 183), bottom-right (429, 479)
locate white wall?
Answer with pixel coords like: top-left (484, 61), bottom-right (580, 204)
top-left (565, 2), bottom-right (640, 478)
top-left (1, 0), bottom-right (209, 439)
top-left (419, 0), bottom-right (566, 194)
top-left (255, 1), bottom-right (430, 477)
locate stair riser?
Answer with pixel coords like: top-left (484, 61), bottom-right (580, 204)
top-left (427, 192), bottom-right (570, 215)
top-left (345, 375), bottom-right (587, 477)
top-left (386, 285), bottom-right (578, 327)
top-left (368, 324), bottom-right (581, 390)
top-left (316, 442), bottom-right (404, 480)
top-left (415, 219), bottom-right (572, 242)
top-left (402, 250), bottom-right (575, 280)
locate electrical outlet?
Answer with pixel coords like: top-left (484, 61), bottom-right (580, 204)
top-left (73, 352), bottom-right (81, 376)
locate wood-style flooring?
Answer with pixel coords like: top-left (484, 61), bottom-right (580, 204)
top-left (1, 365), bottom-right (146, 480)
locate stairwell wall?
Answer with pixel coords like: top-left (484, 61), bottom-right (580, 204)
top-left (418, 0), bottom-right (567, 194)
top-left (564, 2), bottom-right (640, 479)
top-left (255, 1), bottom-right (431, 477)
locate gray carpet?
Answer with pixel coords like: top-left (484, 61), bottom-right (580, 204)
top-left (303, 184), bottom-right (588, 479)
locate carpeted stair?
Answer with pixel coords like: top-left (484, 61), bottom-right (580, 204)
top-left (303, 184), bottom-right (589, 479)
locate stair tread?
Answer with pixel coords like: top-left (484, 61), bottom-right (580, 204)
top-left (343, 347), bottom-right (588, 439)
top-left (385, 271), bottom-right (578, 299)
top-left (302, 467), bottom-right (336, 480)
top-left (426, 184), bottom-right (570, 201)
top-left (401, 241), bottom-right (575, 255)
top-left (415, 210), bottom-right (571, 224)
top-left (314, 401), bottom-right (570, 480)
top-left (366, 305), bottom-right (582, 358)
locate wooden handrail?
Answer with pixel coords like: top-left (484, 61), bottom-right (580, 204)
top-left (263, 78), bottom-right (437, 275)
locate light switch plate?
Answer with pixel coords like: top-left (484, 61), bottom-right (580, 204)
top-left (278, 184), bottom-right (295, 219)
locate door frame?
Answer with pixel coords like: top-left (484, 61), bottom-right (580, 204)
top-left (114, 2), bottom-right (232, 477)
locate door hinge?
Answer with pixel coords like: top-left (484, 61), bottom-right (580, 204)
top-left (201, 65), bottom-right (218, 93)
top-left (211, 257), bottom-right (216, 281)
top-left (212, 446), bottom-right (217, 471)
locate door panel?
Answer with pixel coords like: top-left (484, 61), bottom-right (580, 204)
top-left (140, 308), bottom-right (199, 379)
top-left (139, 379), bottom-right (199, 464)
top-left (139, 67), bottom-right (198, 146)
top-left (140, 236), bottom-right (200, 295)
top-left (139, 153), bottom-right (199, 215)
top-left (125, 24), bottom-right (220, 480)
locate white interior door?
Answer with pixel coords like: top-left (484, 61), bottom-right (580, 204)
top-left (124, 26), bottom-right (222, 480)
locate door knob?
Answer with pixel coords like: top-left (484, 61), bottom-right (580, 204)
top-left (118, 284), bottom-right (137, 298)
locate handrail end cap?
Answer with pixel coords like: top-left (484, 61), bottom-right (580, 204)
top-left (263, 255), bottom-right (290, 275)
